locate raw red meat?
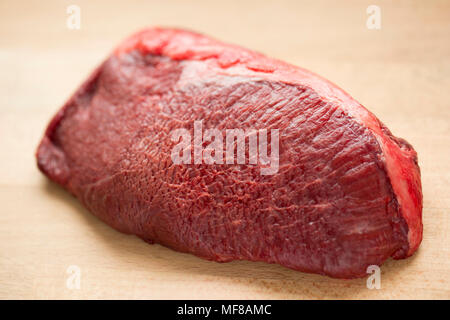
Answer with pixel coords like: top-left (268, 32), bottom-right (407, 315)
top-left (36, 28), bottom-right (422, 278)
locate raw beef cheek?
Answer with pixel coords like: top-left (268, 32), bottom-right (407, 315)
top-left (36, 28), bottom-right (422, 279)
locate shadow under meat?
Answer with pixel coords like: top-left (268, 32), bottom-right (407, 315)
top-left (42, 179), bottom-right (418, 299)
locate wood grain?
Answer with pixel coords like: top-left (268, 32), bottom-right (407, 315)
top-left (0, 0), bottom-right (449, 299)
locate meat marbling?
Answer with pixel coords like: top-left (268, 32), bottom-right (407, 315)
top-left (36, 28), bottom-right (422, 278)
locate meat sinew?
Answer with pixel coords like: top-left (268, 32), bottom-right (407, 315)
top-left (36, 28), bottom-right (422, 278)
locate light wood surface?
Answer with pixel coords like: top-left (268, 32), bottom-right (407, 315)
top-left (0, 0), bottom-right (449, 299)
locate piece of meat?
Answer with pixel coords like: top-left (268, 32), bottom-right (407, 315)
top-left (36, 28), bottom-right (422, 279)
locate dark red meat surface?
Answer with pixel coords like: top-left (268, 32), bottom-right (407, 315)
top-left (37, 28), bottom-right (422, 278)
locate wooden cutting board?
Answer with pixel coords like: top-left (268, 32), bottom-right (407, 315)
top-left (0, 0), bottom-right (449, 299)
